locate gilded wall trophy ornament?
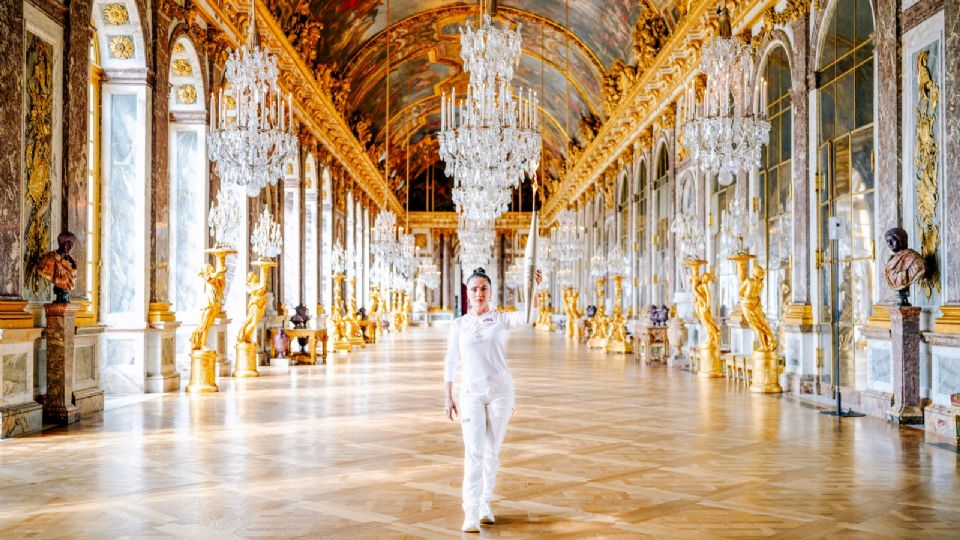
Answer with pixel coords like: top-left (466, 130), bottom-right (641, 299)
top-left (24, 36), bottom-right (54, 298)
top-left (37, 232), bottom-right (79, 304)
top-left (914, 50), bottom-right (941, 297)
top-left (172, 59), bottom-right (193, 76)
top-left (883, 228), bottom-right (926, 307)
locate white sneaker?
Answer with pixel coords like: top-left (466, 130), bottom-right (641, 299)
top-left (461, 507), bottom-right (480, 532)
top-left (479, 502), bottom-right (495, 525)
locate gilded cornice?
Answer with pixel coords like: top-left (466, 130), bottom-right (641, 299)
top-left (195, 0), bottom-right (403, 215)
top-left (405, 212), bottom-right (532, 233)
top-left (542, 0), bottom-right (761, 226)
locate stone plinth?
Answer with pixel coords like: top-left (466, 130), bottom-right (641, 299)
top-left (73, 324), bottom-right (105, 416)
top-left (0, 327), bottom-right (43, 438)
top-left (209, 317), bottom-right (231, 377)
top-left (43, 303), bottom-right (81, 425)
top-left (145, 321), bottom-right (181, 393)
top-left (886, 306), bottom-right (924, 425)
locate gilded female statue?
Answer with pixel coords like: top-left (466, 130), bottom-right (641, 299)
top-left (189, 262), bottom-right (227, 350)
top-left (692, 270), bottom-right (720, 345)
top-left (740, 266), bottom-right (777, 352)
top-left (237, 271), bottom-right (268, 344)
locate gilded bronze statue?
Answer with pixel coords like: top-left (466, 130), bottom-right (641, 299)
top-left (692, 270), bottom-right (720, 346)
top-left (883, 227), bottom-right (926, 306)
top-left (36, 231), bottom-right (78, 304)
top-left (739, 266), bottom-right (778, 353)
top-left (189, 262), bottom-right (227, 350)
top-left (237, 271), bottom-right (268, 343)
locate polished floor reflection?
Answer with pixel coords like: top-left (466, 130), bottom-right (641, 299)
top-left (1, 327), bottom-right (959, 538)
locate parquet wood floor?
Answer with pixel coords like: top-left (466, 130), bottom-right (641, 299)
top-left (1, 328), bottom-right (958, 539)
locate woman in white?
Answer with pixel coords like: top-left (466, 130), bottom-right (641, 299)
top-left (444, 266), bottom-right (541, 532)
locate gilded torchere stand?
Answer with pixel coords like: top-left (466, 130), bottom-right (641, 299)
top-left (605, 274), bottom-right (632, 354)
top-left (563, 288), bottom-right (583, 340)
top-left (729, 254), bottom-right (782, 394)
top-left (688, 259), bottom-right (723, 377)
top-left (330, 273), bottom-right (352, 352)
top-left (587, 278), bottom-right (609, 349)
top-left (347, 278), bottom-right (365, 347)
top-left (535, 290), bottom-right (554, 332)
top-left (187, 247), bottom-right (234, 393)
top-left (234, 260), bottom-right (275, 378)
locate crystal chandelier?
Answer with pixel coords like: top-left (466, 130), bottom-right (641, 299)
top-left (590, 253), bottom-right (607, 279)
top-left (554, 209), bottom-right (585, 263)
top-left (371, 211), bottom-right (399, 287)
top-left (671, 211), bottom-right (705, 261)
top-left (504, 259), bottom-right (522, 290)
top-left (208, 188), bottom-right (241, 249)
top-left (719, 184), bottom-right (759, 256)
top-left (681, 7), bottom-right (768, 186)
top-left (251, 206), bottom-right (282, 260)
top-left (606, 246), bottom-right (630, 277)
top-left (417, 260), bottom-right (441, 291)
top-left (208, 0), bottom-right (298, 197)
top-left (395, 232), bottom-right (417, 286)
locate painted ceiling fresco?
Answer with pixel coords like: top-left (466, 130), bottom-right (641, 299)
top-left (267, 0), bottom-right (674, 197)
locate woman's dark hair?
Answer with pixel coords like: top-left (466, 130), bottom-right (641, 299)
top-left (467, 267), bottom-right (492, 286)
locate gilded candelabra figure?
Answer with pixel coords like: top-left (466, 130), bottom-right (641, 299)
top-left (535, 289), bottom-right (554, 332)
top-left (186, 247), bottom-right (234, 392)
top-left (605, 274), bottom-right (632, 354)
top-left (739, 264), bottom-right (782, 393)
top-left (587, 278), bottom-right (609, 349)
top-left (368, 285), bottom-right (382, 341)
top-left (234, 261), bottom-right (274, 378)
top-left (347, 277), bottom-right (365, 347)
top-left (689, 259), bottom-right (723, 377)
top-left (563, 288), bottom-right (584, 340)
top-left (329, 273), bottom-right (352, 352)
top-left (401, 291), bottom-right (411, 330)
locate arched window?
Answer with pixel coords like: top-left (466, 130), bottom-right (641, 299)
top-left (282, 159), bottom-right (301, 314)
top-left (816, 0), bottom-right (875, 391)
top-left (303, 155), bottom-right (319, 318)
top-left (652, 145), bottom-right (670, 303)
top-left (633, 161), bottom-right (647, 309)
top-left (759, 45), bottom-right (793, 324)
top-left (618, 173), bottom-right (630, 250)
top-left (168, 35), bottom-right (207, 325)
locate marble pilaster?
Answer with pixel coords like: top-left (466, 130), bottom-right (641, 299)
top-left (0, 1), bottom-right (24, 299)
top-left (873, 0), bottom-right (903, 307)
top-left (63, 0), bottom-right (93, 304)
top-left (43, 303), bottom-right (81, 425)
top-left (942, 0), bottom-right (960, 307)
top-left (886, 306), bottom-right (923, 424)
top-left (149, 9), bottom-right (172, 306)
top-left (789, 15), bottom-right (811, 307)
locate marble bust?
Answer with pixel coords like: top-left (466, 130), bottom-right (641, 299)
top-left (883, 227), bottom-right (925, 306)
top-left (37, 231), bottom-right (78, 304)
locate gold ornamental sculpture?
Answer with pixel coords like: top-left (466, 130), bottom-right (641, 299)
top-left (587, 276), bottom-right (609, 349)
top-left (689, 259), bottom-right (723, 378)
top-left (187, 190), bottom-right (239, 393)
top-left (740, 265), bottom-right (782, 393)
top-left (534, 289), bottom-right (554, 332)
top-left (605, 248), bottom-right (632, 354)
top-left (328, 242), bottom-right (352, 352)
top-left (235, 207), bottom-right (283, 378)
top-left (562, 288), bottom-right (583, 340)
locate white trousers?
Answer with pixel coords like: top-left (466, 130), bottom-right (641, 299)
top-left (459, 378), bottom-right (514, 509)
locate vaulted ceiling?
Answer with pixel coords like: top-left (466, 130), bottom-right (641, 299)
top-left (265, 0), bottom-right (683, 197)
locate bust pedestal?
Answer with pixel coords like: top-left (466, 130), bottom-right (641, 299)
top-left (43, 303), bottom-right (81, 425)
top-left (885, 306), bottom-right (924, 425)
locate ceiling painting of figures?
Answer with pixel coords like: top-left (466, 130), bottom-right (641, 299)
top-left (268, 0), bottom-right (678, 194)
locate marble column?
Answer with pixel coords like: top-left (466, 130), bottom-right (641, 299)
top-left (0, 1), bottom-right (24, 301)
top-left (149, 8), bottom-right (172, 309)
top-left (43, 304), bottom-right (81, 425)
top-left (789, 15), bottom-right (811, 308)
top-left (873, 0), bottom-right (902, 307)
top-left (62, 0), bottom-right (93, 305)
top-left (886, 306), bottom-right (924, 424)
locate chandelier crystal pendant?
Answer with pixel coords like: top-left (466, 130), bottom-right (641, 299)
top-left (681, 7), bottom-right (769, 186)
top-left (208, 0), bottom-right (298, 197)
top-left (208, 188), bottom-right (241, 249)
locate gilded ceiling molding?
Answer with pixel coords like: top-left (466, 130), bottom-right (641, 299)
top-left (750, 0), bottom-right (810, 48)
top-left (195, 0), bottom-right (402, 215)
top-left (542, 0), bottom-right (763, 226)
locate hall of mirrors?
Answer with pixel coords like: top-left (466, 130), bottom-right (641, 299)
top-left (2, 0), bottom-right (959, 492)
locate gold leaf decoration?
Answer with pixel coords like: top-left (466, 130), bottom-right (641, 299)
top-left (109, 35), bottom-right (135, 59)
top-left (173, 42), bottom-right (186, 53)
top-left (23, 35), bottom-right (54, 297)
top-left (914, 49), bottom-right (941, 297)
top-left (177, 84), bottom-right (197, 104)
top-left (103, 3), bottom-right (129, 25)
top-left (172, 58), bottom-right (193, 76)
